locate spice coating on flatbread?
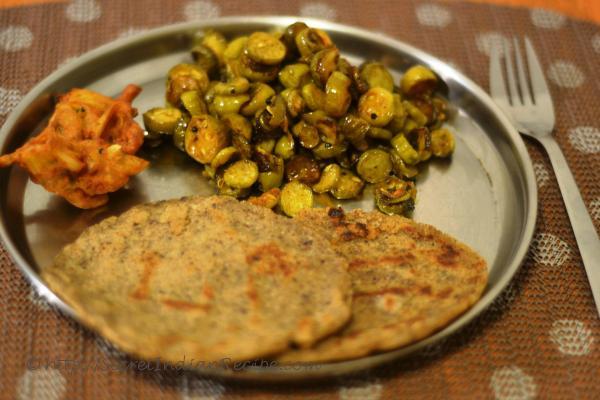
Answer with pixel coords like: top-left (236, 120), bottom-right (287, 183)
top-left (42, 196), bottom-right (352, 363)
top-left (278, 207), bottom-right (488, 362)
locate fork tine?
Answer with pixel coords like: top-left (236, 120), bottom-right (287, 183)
top-left (503, 39), bottom-right (521, 105)
top-left (489, 43), bottom-right (510, 111)
top-left (513, 37), bottom-right (532, 106)
top-left (524, 37), bottom-right (555, 121)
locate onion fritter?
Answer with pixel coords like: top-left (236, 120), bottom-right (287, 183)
top-left (0, 84), bottom-right (148, 209)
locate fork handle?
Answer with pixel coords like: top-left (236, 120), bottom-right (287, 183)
top-left (539, 136), bottom-right (600, 317)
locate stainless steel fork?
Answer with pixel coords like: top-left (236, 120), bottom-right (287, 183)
top-left (490, 37), bottom-right (600, 318)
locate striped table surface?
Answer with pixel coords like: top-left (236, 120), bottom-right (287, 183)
top-left (0, 1), bottom-right (599, 399)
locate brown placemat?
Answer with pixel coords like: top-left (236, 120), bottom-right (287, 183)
top-left (0, 0), bottom-right (599, 398)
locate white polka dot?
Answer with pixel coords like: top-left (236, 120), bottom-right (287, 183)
top-left (0, 26), bottom-right (33, 51)
top-left (476, 32), bottom-right (511, 57)
top-left (183, 1), bottom-right (221, 21)
top-left (490, 366), bottom-right (537, 400)
top-left (28, 288), bottom-right (51, 311)
top-left (17, 369), bottom-right (66, 400)
top-left (550, 319), bottom-right (594, 356)
top-left (416, 4), bottom-right (453, 28)
top-left (299, 2), bottom-right (337, 20)
top-left (118, 27), bottom-right (148, 39)
top-left (568, 126), bottom-right (600, 154)
top-left (530, 8), bottom-right (566, 29)
top-left (180, 375), bottom-right (225, 400)
top-left (533, 161), bottom-right (550, 188)
top-left (0, 87), bottom-right (22, 115)
top-left (547, 61), bottom-right (585, 88)
top-left (590, 198), bottom-right (600, 221)
top-left (339, 378), bottom-right (382, 400)
top-left (530, 233), bottom-right (571, 267)
top-left (66, 0), bottom-right (101, 23)
top-left (592, 34), bottom-right (600, 54)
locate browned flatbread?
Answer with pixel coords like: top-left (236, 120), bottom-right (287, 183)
top-left (278, 207), bottom-right (488, 362)
top-left (42, 196), bottom-right (352, 363)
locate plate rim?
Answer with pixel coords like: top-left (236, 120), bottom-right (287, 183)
top-left (0, 16), bottom-right (538, 381)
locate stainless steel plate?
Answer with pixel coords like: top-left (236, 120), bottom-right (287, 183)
top-left (0, 17), bottom-right (537, 381)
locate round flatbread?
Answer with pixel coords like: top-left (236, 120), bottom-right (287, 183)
top-left (42, 196), bottom-right (352, 363)
top-left (278, 207), bottom-right (488, 362)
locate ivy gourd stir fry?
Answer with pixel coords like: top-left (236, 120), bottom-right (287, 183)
top-left (143, 22), bottom-right (455, 216)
